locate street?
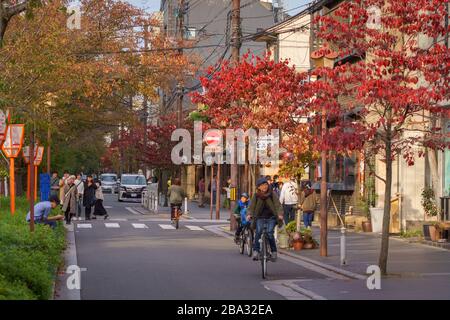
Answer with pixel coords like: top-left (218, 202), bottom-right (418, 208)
top-left (72, 195), bottom-right (327, 300)
top-left (55, 195), bottom-right (450, 300)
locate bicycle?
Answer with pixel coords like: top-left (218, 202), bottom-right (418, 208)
top-left (259, 220), bottom-right (273, 279)
top-left (171, 205), bottom-right (182, 229)
top-left (238, 224), bottom-right (253, 257)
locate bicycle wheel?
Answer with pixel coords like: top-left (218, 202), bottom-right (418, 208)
top-left (261, 234), bottom-right (267, 279)
top-left (245, 229), bottom-right (253, 257)
top-left (175, 215), bottom-right (179, 229)
top-left (239, 232), bottom-right (245, 254)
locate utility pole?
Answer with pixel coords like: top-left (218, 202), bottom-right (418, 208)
top-left (230, 0), bottom-right (241, 231)
top-left (142, 25), bottom-right (149, 178)
top-left (320, 105), bottom-right (328, 257)
top-left (177, 0), bottom-right (185, 128)
top-left (30, 130), bottom-right (35, 232)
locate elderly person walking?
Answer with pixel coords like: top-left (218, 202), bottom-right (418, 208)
top-left (62, 175), bottom-right (78, 225)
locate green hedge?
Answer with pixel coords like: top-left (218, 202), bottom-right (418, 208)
top-left (0, 197), bottom-right (66, 300)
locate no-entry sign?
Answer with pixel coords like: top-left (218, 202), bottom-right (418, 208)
top-left (204, 130), bottom-right (222, 146)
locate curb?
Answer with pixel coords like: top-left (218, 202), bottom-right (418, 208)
top-left (54, 224), bottom-right (81, 300)
top-left (219, 225), bottom-right (365, 280)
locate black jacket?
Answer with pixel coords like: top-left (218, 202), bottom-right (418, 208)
top-left (83, 182), bottom-right (98, 207)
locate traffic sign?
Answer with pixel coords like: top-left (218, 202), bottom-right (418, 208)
top-left (204, 130), bottom-right (222, 147)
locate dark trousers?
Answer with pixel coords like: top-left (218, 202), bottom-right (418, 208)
top-left (85, 206), bottom-right (92, 219)
top-left (65, 209), bottom-right (73, 224)
top-left (253, 217), bottom-right (277, 253)
top-left (303, 211), bottom-right (314, 228)
top-left (283, 204), bottom-right (296, 225)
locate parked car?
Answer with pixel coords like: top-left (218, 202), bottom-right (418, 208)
top-left (118, 174), bottom-right (147, 202)
top-left (100, 173), bottom-right (118, 194)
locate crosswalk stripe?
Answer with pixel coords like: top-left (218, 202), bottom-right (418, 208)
top-left (110, 218), bottom-right (127, 221)
top-left (77, 224), bottom-right (92, 229)
top-left (105, 223), bottom-right (120, 228)
top-left (159, 224), bottom-right (176, 230)
top-left (185, 225), bottom-right (204, 231)
top-left (132, 223), bottom-right (148, 229)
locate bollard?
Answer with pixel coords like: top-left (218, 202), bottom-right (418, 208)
top-left (340, 226), bottom-right (347, 265)
top-left (184, 197), bottom-right (188, 215)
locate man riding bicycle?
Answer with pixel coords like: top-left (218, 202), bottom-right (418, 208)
top-left (247, 177), bottom-right (284, 262)
top-left (167, 178), bottom-right (186, 222)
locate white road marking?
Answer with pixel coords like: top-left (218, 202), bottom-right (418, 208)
top-left (125, 207), bottom-right (141, 215)
top-left (159, 224), bottom-right (176, 230)
top-left (186, 225), bottom-right (204, 231)
top-left (77, 224), bottom-right (92, 229)
top-left (110, 218), bottom-right (127, 221)
top-left (104, 206), bottom-right (113, 209)
top-left (132, 223), bottom-right (148, 229)
top-left (105, 223), bottom-right (120, 228)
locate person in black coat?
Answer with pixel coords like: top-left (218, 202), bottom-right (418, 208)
top-left (83, 175), bottom-right (98, 220)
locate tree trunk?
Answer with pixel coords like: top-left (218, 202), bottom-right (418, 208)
top-left (379, 137), bottom-right (393, 275)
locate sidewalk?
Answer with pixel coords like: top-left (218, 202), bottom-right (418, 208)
top-left (287, 227), bottom-right (450, 277)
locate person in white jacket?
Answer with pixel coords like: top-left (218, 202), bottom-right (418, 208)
top-left (279, 178), bottom-right (298, 224)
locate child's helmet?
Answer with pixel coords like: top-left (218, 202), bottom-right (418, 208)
top-left (241, 192), bottom-right (249, 199)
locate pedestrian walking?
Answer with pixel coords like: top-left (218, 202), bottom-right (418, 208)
top-left (279, 177), bottom-right (298, 225)
top-left (271, 175), bottom-right (280, 195)
top-left (208, 175), bottom-right (217, 206)
top-left (59, 171), bottom-right (69, 205)
top-left (299, 181), bottom-right (319, 229)
top-left (62, 175), bottom-right (78, 225)
top-left (93, 179), bottom-right (109, 219)
top-left (198, 177), bottom-right (205, 208)
top-left (83, 175), bottom-right (97, 220)
top-left (74, 173), bottom-right (84, 220)
top-left (223, 177), bottom-right (231, 209)
top-left (50, 171), bottom-right (59, 197)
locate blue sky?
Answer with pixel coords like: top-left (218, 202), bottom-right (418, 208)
top-left (127, 0), bottom-right (311, 15)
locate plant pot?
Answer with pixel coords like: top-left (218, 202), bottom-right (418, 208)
top-left (429, 225), bottom-right (440, 242)
top-left (292, 239), bottom-right (304, 251)
top-left (370, 208), bottom-right (384, 233)
top-left (423, 224), bottom-right (431, 240)
top-left (278, 233), bottom-right (290, 249)
top-left (303, 242), bottom-right (315, 249)
top-left (362, 221), bottom-right (373, 232)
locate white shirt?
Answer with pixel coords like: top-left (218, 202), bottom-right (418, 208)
top-left (279, 180), bottom-right (298, 205)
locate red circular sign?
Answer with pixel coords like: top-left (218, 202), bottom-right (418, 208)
top-left (204, 130), bottom-right (222, 147)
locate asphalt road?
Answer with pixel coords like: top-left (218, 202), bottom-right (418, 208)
top-left (74, 194), bottom-right (327, 300)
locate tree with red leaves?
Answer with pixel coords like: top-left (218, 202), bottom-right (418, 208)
top-left (311, 0), bottom-right (450, 274)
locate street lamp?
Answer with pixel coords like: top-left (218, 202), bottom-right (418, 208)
top-left (1, 124), bottom-right (25, 215)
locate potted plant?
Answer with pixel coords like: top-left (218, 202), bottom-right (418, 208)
top-left (285, 221), bottom-right (304, 250)
top-left (291, 232), bottom-right (304, 251)
top-left (300, 228), bottom-right (319, 249)
top-left (358, 197), bottom-right (373, 232)
top-left (421, 187), bottom-right (439, 240)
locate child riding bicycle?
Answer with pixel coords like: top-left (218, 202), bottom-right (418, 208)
top-left (233, 192), bottom-right (251, 243)
top-left (247, 177), bottom-right (284, 262)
